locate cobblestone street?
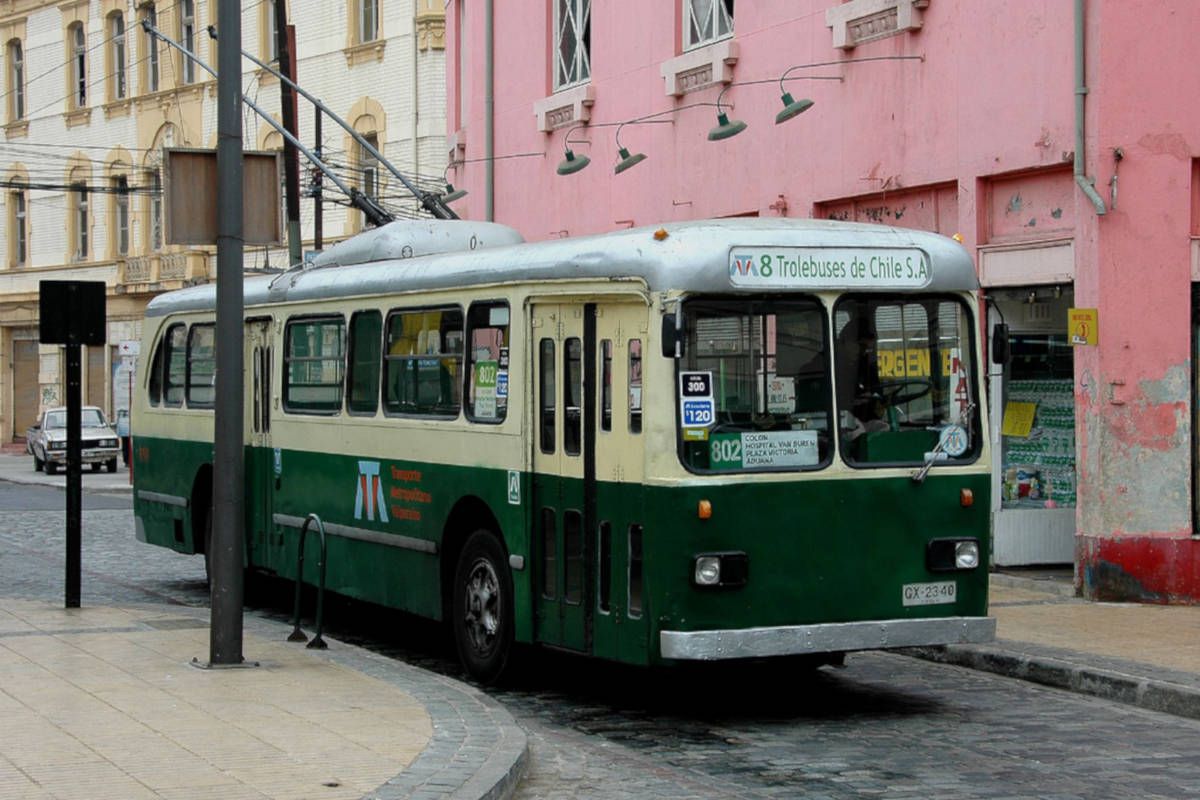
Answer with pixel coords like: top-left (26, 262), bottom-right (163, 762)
top-left (2, 483), bottom-right (1199, 799)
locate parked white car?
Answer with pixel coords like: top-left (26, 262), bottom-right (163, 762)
top-left (26, 406), bottom-right (121, 474)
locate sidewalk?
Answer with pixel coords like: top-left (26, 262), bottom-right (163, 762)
top-left (0, 599), bottom-right (526, 800)
top-left (908, 571), bottom-right (1200, 721)
top-left (0, 448), bottom-right (132, 494)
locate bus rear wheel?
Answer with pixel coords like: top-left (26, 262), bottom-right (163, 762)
top-left (452, 530), bottom-right (513, 684)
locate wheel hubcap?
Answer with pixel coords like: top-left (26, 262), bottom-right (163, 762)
top-left (463, 557), bottom-right (500, 656)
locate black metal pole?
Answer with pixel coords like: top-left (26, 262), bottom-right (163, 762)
top-left (210, 0), bottom-right (245, 666)
top-left (64, 342), bottom-right (81, 609)
top-left (314, 111), bottom-right (323, 250)
top-left (274, 4), bottom-right (301, 266)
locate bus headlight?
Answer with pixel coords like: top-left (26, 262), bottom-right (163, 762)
top-left (926, 538), bottom-right (982, 572)
top-left (694, 556), bottom-right (721, 586)
top-left (692, 552), bottom-right (749, 588)
top-left (955, 541), bottom-right (980, 569)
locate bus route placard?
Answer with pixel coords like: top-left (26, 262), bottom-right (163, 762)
top-left (679, 371), bottom-right (715, 437)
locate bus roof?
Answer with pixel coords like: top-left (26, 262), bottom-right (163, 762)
top-left (146, 218), bottom-right (978, 318)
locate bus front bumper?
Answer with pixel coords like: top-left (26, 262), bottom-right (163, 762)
top-left (659, 616), bottom-right (996, 661)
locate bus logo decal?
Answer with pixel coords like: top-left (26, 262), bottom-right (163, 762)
top-left (730, 255), bottom-right (757, 278)
top-left (355, 460), bottom-right (389, 523)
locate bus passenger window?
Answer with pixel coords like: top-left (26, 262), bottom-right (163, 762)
top-left (383, 306), bottom-right (463, 417)
top-left (283, 317), bottom-right (346, 414)
top-left (348, 310), bottom-right (382, 415)
top-left (541, 507), bottom-right (557, 599)
top-left (564, 337), bottom-right (582, 455)
top-left (147, 323), bottom-right (177, 406)
top-left (564, 510), bottom-right (583, 605)
top-left (163, 324), bottom-right (187, 408)
top-left (186, 324), bottom-right (215, 408)
top-left (539, 339), bottom-right (555, 453)
top-left (465, 302), bottom-right (509, 423)
top-left (600, 339), bottom-right (612, 432)
top-left (628, 524), bottom-right (643, 618)
top-left (629, 339), bottom-right (642, 434)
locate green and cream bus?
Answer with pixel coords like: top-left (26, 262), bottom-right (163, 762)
top-left (132, 218), bottom-right (995, 681)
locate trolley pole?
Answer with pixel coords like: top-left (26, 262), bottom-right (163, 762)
top-left (210, 0), bottom-right (245, 666)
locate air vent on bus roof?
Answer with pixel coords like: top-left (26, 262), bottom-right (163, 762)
top-left (306, 220), bottom-right (524, 269)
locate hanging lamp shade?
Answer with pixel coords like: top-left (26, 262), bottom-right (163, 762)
top-left (614, 147), bottom-right (647, 175)
top-left (775, 93), bottom-right (814, 124)
top-left (556, 149), bottom-right (591, 175)
top-left (707, 112), bottom-right (747, 141)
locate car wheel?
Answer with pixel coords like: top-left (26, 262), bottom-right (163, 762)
top-left (45, 461), bottom-right (58, 475)
top-left (452, 530), bottom-right (514, 684)
top-left (91, 463), bottom-right (101, 473)
top-left (106, 459), bottom-right (117, 473)
top-left (33, 455), bottom-right (43, 472)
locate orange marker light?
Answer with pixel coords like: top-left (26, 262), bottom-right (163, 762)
top-left (654, 228), bottom-right (669, 241)
top-left (960, 488), bottom-right (974, 507)
top-left (698, 499), bottom-right (712, 519)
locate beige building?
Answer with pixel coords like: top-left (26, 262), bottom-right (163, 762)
top-left (0, 0), bottom-right (447, 443)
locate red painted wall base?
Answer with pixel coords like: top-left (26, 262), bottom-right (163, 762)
top-left (1077, 534), bottom-right (1200, 605)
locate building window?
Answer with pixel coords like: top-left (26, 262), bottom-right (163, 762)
top-left (359, 133), bottom-right (379, 228)
top-left (112, 176), bottom-right (129, 257)
top-left (9, 188), bottom-right (27, 266)
top-left (140, 3), bottom-right (159, 93)
top-left (359, 0), bottom-right (379, 43)
top-left (684, 0), bottom-right (733, 50)
top-left (72, 184), bottom-right (89, 259)
top-left (7, 40), bottom-right (24, 121)
top-left (553, 0), bottom-right (590, 90)
top-left (110, 14), bottom-right (127, 100)
top-left (70, 23), bottom-right (87, 108)
top-left (180, 0), bottom-right (196, 83)
top-left (147, 170), bottom-right (162, 251)
top-left (265, 0), bottom-right (279, 63)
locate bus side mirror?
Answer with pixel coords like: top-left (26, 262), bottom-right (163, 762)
top-left (991, 323), bottom-right (1010, 365)
top-left (661, 315), bottom-right (684, 358)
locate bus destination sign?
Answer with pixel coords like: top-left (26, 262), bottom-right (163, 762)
top-left (729, 248), bottom-right (930, 290)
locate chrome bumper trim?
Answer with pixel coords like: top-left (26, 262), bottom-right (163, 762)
top-left (136, 490), bottom-right (189, 509)
top-left (660, 616), bottom-right (996, 661)
top-left (273, 513), bottom-right (438, 555)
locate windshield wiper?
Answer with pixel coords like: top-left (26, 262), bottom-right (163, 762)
top-left (911, 401), bottom-right (976, 484)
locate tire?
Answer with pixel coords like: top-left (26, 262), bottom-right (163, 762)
top-left (45, 460), bottom-right (58, 475)
top-left (91, 463), bottom-right (101, 473)
top-left (452, 530), bottom-right (514, 684)
top-left (33, 455), bottom-right (42, 472)
top-left (106, 459), bottom-right (117, 473)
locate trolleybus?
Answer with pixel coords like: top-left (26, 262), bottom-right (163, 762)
top-left (132, 218), bottom-right (995, 682)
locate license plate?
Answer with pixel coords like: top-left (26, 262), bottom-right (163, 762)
top-left (902, 580), bottom-right (956, 606)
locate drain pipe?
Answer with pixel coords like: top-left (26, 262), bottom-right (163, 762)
top-left (484, 0), bottom-right (494, 221)
top-left (1074, 0), bottom-right (1107, 216)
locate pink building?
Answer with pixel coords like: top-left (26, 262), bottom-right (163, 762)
top-left (446, 0), bottom-right (1200, 603)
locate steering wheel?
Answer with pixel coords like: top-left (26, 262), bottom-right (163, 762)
top-left (875, 378), bottom-right (934, 406)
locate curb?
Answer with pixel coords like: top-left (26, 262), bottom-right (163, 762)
top-left (905, 644), bottom-right (1200, 722)
top-left (988, 571), bottom-right (1077, 599)
top-left (237, 613), bottom-right (529, 800)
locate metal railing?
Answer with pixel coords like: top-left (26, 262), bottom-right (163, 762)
top-left (287, 513), bottom-right (328, 649)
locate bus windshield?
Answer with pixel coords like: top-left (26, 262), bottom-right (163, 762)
top-left (834, 295), bottom-right (978, 466)
top-left (679, 298), bottom-right (833, 472)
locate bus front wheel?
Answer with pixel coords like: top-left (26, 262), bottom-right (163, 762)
top-left (452, 530), bottom-right (513, 684)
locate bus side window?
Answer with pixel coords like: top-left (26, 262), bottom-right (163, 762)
top-left (347, 310), bottom-right (382, 415)
top-left (600, 339), bottom-right (612, 432)
top-left (628, 339), bottom-right (642, 434)
top-left (383, 306), bottom-right (463, 417)
top-left (539, 338), bottom-right (555, 453)
top-left (465, 301), bottom-right (509, 424)
top-left (283, 316), bottom-right (346, 415)
top-left (564, 337), bottom-right (582, 455)
top-left (147, 325), bottom-right (173, 406)
top-left (163, 323), bottom-right (187, 408)
top-left (186, 323), bottom-right (215, 408)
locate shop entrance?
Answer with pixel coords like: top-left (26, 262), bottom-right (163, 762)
top-left (988, 285), bottom-right (1076, 566)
